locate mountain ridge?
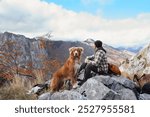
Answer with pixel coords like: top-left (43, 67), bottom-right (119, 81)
top-left (0, 31), bottom-right (136, 81)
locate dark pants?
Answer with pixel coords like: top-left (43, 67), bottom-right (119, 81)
top-left (78, 63), bottom-right (98, 86)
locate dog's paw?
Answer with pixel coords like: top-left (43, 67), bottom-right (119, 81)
top-left (72, 83), bottom-right (79, 89)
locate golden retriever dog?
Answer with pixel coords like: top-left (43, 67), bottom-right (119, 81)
top-left (50, 47), bottom-right (84, 92)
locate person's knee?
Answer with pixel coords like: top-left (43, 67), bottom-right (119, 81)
top-left (79, 62), bottom-right (87, 71)
top-left (86, 63), bottom-right (93, 69)
top-left (82, 62), bottom-right (87, 67)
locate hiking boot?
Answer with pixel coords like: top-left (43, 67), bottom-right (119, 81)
top-left (77, 78), bottom-right (83, 81)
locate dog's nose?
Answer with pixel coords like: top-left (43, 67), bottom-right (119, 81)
top-left (75, 53), bottom-right (78, 56)
top-left (74, 51), bottom-right (78, 56)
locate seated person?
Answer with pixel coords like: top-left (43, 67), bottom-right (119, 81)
top-left (77, 40), bottom-right (108, 86)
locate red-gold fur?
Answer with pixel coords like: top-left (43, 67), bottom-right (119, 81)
top-left (108, 63), bottom-right (121, 76)
top-left (50, 47), bottom-right (84, 92)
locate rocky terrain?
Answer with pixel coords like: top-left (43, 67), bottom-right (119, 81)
top-left (120, 43), bottom-right (150, 80)
top-left (38, 74), bottom-right (150, 100)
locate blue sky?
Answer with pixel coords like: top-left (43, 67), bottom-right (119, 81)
top-left (44, 0), bottom-right (150, 19)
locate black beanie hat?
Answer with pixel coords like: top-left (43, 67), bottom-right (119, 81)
top-left (94, 40), bottom-right (102, 48)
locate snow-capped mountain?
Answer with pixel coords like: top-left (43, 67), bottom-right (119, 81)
top-left (120, 43), bottom-right (150, 80)
top-left (42, 32), bottom-right (53, 39)
top-left (36, 32), bottom-right (53, 40)
top-left (83, 38), bottom-right (95, 46)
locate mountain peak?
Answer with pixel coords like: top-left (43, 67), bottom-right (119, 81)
top-left (42, 32), bottom-right (53, 40)
top-left (84, 38), bottom-right (95, 44)
top-left (3, 31), bottom-right (13, 35)
top-left (35, 32), bottom-right (53, 40)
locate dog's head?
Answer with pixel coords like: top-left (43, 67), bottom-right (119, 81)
top-left (69, 47), bottom-right (84, 60)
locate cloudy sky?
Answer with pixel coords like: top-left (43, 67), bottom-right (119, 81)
top-left (0, 0), bottom-right (150, 47)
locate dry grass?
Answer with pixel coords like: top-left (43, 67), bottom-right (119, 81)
top-left (0, 75), bottom-right (37, 100)
top-left (32, 69), bottom-right (45, 84)
top-left (0, 68), bottom-right (49, 100)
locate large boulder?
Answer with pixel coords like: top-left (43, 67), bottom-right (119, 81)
top-left (38, 90), bottom-right (86, 100)
top-left (37, 74), bottom-right (142, 100)
top-left (100, 75), bottom-right (137, 100)
top-left (139, 93), bottom-right (150, 100)
top-left (77, 78), bottom-right (113, 100)
top-left (51, 90), bottom-right (86, 100)
top-left (38, 92), bottom-right (53, 100)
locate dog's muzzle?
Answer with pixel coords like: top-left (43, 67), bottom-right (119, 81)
top-left (74, 51), bottom-right (79, 57)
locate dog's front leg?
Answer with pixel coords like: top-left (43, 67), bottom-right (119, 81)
top-left (71, 77), bottom-right (76, 85)
top-left (70, 76), bottom-right (79, 89)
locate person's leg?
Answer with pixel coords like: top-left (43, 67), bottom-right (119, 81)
top-left (78, 63), bottom-right (98, 86)
top-left (76, 63), bottom-right (87, 80)
top-left (98, 71), bottom-right (108, 76)
top-left (78, 62), bottom-right (87, 73)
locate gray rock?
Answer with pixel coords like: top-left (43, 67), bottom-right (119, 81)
top-left (101, 76), bottom-right (124, 91)
top-left (139, 93), bottom-right (150, 100)
top-left (77, 78), bottom-right (111, 100)
top-left (51, 90), bottom-right (86, 100)
top-left (102, 90), bottom-right (121, 100)
top-left (38, 92), bottom-right (53, 100)
top-left (123, 79), bottom-right (136, 89)
top-left (118, 88), bottom-right (137, 100)
top-left (93, 75), bottom-right (110, 83)
top-left (101, 76), bottom-right (136, 90)
top-left (38, 75), bottom-right (141, 100)
top-left (99, 75), bottom-right (138, 100)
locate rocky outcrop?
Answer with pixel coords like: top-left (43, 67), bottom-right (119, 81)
top-left (37, 74), bottom-right (149, 100)
top-left (139, 93), bottom-right (150, 100)
top-left (120, 43), bottom-right (150, 80)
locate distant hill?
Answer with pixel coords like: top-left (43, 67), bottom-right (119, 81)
top-left (117, 46), bottom-right (142, 53)
top-left (0, 32), bottom-right (133, 80)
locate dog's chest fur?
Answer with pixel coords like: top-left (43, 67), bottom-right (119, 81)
top-left (74, 60), bottom-right (80, 74)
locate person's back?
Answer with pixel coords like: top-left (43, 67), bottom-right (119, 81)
top-left (95, 49), bottom-right (108, 74)
top-left (76, 40), bottom-right (108, 86)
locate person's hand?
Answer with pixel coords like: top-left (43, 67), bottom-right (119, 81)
top-left (85, 57), bottom-right (90, 63)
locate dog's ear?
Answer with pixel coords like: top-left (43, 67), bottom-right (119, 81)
top-left (133, 74), bottom-right (136, 82)
top-left (141, 74), bottom-right (145, 78)
top-left (78, 47), bottom-right (84, 53)
top-left (133, 74), bottom-right (138, 81)
top-left (69, 47), bottom-right (75, 54)
top-left (108, 63), bottom-right (113, 68)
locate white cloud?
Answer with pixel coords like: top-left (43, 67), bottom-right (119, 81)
top-left (0, 0), bottom-right (150, 47)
